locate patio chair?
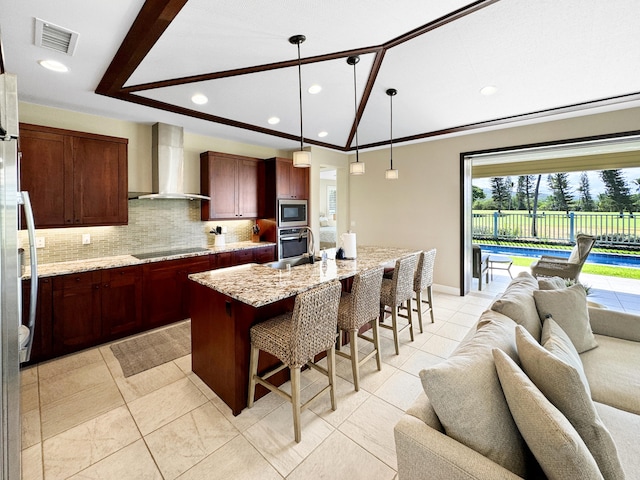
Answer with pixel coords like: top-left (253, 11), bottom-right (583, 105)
top-left (530, 234), bottom-right (596, 282)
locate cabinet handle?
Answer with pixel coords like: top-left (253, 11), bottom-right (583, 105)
top-left (103, 284), bottom-right (110, 288)
top-left (94, 284), bottom-right (100, 289)
top-left (75, 277), bottom-right (81, 282)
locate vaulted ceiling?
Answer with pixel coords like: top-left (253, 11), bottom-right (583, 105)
top-left (3, 0), bottom-right (640, 152)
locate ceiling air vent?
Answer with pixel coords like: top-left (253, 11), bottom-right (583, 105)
top-left (34, 18), bottom-right (79, 56)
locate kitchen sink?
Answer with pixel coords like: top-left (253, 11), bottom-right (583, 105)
top-left (265, 256), bottom-right (320, 270)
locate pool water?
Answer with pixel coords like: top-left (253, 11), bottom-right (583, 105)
top-left (478, 244), bottom-right (640, 269)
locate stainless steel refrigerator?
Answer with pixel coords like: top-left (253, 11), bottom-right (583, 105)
top-left (0, 72), bottom-right (39, 478)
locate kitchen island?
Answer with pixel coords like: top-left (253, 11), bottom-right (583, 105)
top-left (188, 245), bottom-right (419, 415)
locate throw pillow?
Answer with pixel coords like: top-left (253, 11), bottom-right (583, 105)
top-left (516, 323), bottom-right (625, 479)
top-left (533, 283), bottom-right (598, 353)
top-left (492, 348), bottom-right (604, 480)
top-left (537, 277), bottom-right (567, 290)
top-left (420, 310), bottom-right (534, 477)
top-left (319, 217), bottom-right (330, 227)
top-left (491, 272), bottom-right (542, 341)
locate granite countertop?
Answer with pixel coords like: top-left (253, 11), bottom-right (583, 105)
top-left (23, 241), bottom-right (276, 279)
top-left (188, 245), bottom-right (419, 307)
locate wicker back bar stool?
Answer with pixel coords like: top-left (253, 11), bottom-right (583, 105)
top-left (247, 280), bottom-right (342, 443)
top-left (400, 249), bottom-right (437, 333)
top-left (336, 266), bottom-right (384, 391)
top-left (379, 253), bottom-right (419, 355)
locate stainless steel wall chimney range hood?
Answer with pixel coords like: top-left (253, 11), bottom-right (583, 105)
top-left (130, 123), bottom-right (210, 200)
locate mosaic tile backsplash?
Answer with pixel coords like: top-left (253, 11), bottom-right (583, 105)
top-left (19, 199), bottom-right (255, 265)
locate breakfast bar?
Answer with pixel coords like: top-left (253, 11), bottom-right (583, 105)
top-left (188, 246), bottom-right (418, 415)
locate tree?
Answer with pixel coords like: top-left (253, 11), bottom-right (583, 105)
top-left (600, 169), bottom-right (633, 214)
top-left (531, 174), bottom-right (542, 236)
top-left (577, 172), bottom-right (595, 211)
top-left (517, 175), bottom-right (536, 212)
top-left (547, 173), bottom-right (574, 212)
top-left (490, 177), bottom-right (510, 211)
top-left (472, 185), bottom-right (486, 202)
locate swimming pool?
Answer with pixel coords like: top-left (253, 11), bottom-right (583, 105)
top-left (477, 244), bottom-right (640, 269)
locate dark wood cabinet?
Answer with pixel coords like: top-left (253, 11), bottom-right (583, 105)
top-left (200, 151), bottom-right (259, 220)
top-left (142, 256), bottom-right (211, 329)
top-left (253, 245), bottom-right (276, 264)
top-left (259, 157), bottom-right (309, 219)
top-left (52, 266), bottom-right (143, 356)
top-left (101, 266), bottom-right (143, 338)
top-left (232, 248), bottom-right (254, 265)
top-left (19, 123), bottom-right (128, 228)
top-left (21, 277), bottom-right (53, 364)
top-left (52, 271), bottom-right (103, 355)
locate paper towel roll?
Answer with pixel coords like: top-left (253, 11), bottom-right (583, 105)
top-left (341, 232), bottom-right (357, 259)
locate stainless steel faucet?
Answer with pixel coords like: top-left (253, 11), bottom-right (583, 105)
top-left (298, 226), bottom-right (315, 263)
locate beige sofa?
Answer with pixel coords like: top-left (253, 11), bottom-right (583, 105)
top-left (395, 272), bottom-right (640, 479)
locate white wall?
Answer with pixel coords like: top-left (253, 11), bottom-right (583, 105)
top-left (350, 106), bottom-right (640, 290)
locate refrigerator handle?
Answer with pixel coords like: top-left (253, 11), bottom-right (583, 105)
top-left (18, 191), bottom-right (38, 363)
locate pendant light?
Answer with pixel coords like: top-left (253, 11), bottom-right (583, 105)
top-left (385, 88), bottom-right (399, 180)
top-left (289, 34), bottom-right (311, 168)
top-left (347, 55), bottom-right (364, 175)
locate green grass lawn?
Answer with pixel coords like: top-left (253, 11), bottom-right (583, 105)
top-left (510, 256), bottom-right (640, 280)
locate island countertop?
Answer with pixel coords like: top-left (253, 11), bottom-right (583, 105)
top-left (188, 245), bottom-right (419, 308)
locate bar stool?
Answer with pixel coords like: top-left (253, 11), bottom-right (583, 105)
top-left (336, 266), bottom-right (384, 391)
top-left (401, 249), bottom-right (436, 333)
top-left (247, 280), bottom-right (342, 443)
top-left (379, 254), bottom-right (419, 355)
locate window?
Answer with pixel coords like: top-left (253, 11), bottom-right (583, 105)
top-left (327, 185), bottom-right (337, 215)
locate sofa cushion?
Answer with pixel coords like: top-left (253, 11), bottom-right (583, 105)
top-left (491, 272), bottom-right (542, 341)
top-left (419, 310), bottom-right (535, 477)
top-left (537, 276), bottom-right (567, 290)
top-left (533, 283), bottom-right (598, 353)
top-left (492, 348), bottom-right (604, 480)
top-left (594, 402), bottom-right (640, 479)
top-left (581, 334), bottom-right (640, 415)
top-left (516, 322), bottom-right (624, 479)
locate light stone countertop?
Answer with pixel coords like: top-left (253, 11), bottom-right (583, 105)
top-left (188, 245), bottom-right (420, 308)
top-left (23, 241), bottom-right (276, 279)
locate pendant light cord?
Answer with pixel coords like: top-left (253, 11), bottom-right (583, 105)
top-left (389, 91), bottom-right (394, 169)
top-left (296, 41), bottom-right (304, 151)
top-left (352, 61), bottom-right (359, 163)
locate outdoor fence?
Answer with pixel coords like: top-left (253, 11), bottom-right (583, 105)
top-left (473, 211), bottom-right (640, 246)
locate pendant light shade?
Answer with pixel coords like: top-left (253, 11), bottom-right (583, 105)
top-left (385, 88), bottom-right (398, 180)
top-left (290, 34), bottom-right (311, 168)
top-left (347, 55), bottom-right (364, 175)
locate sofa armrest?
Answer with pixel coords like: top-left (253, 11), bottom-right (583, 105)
top-left (394, 415), bottom-right (522, 480)
top-left (588, 306), bottom-right (640, 342)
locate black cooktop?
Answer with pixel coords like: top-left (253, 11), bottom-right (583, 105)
top-left (132, 247), bottom-right (209, 260)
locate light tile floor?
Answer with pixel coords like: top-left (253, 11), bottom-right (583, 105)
top-left (20, 268), bottom-right (640, 479)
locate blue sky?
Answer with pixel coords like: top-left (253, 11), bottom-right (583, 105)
top-left (473, 167), bottom-right (640, 196)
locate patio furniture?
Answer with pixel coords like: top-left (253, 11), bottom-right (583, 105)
top-left (472, 245), bottom-right (490, 291)
top-left (488, 254), bottom-right (513, 280)
top-left (530, 234), bottom-right (596, 281)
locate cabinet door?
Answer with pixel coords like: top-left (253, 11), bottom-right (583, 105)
top-left (101, 266), bottom-right (142, 338)
top-left (232, 249), bottom-right (254, 265)
top-left (21, 277), bottom-right (53, 363)
top-left (275, 158), bottom-right (292, 199)
top-left (289, 165), bottom-right (309, 200)
top-left (142, 260), bottom-right (185, 329)
top-left (238, 159), bottom-right (258, 217)
top-left (73, 136), bottom-right (127, 226)
top-left (215, 252), bottom-right (233, 269)
top-left (179, 257), bottom-right (211, 320)
top-left (53, 271), bottom-right (102, 355)
top-left (206, 155), bottom-right (238, 219)
top-left (19, 127), bottom-right (73, 228)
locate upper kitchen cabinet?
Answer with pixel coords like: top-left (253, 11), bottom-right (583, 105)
top-left (200, 151), bottom-right (259, 220)
top-left (19, 123), bottom-right (128, 228)
top-left (271, 157), bottom-right (309, 200)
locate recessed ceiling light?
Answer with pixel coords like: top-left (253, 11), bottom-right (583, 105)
top-left (191, 93), bottom-right (208, 105)
top-left (267, 117), bottom-right (280, 125)
top-left (38, 59), bottom-right (68, 72)
top-left (308, 84), bottom-right (322, 94)
top-left (480, 85), bottom-right (498, 96)
top-left (318, 131), bottom-right (328, 138)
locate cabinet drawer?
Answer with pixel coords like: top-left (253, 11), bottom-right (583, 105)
top-left (215, 252), bottom-right (233, 269)
top-left (53, 271), bottom-right (101, 290)
top-left (103, 265), bottom-right (141, 286)
top-left (253, 246), bottom-right (275, 264)
top-left (232, 249), bottom-right (254, 265)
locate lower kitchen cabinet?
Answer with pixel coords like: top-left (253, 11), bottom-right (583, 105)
top-left (101, 266), bottom-right (143, 338)
top-left (142, 256), bottom-right (211, 329)
top-left (21, 277), bottom-right (53, 364)
top-left (253, 245), bottom-right (276, 264)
